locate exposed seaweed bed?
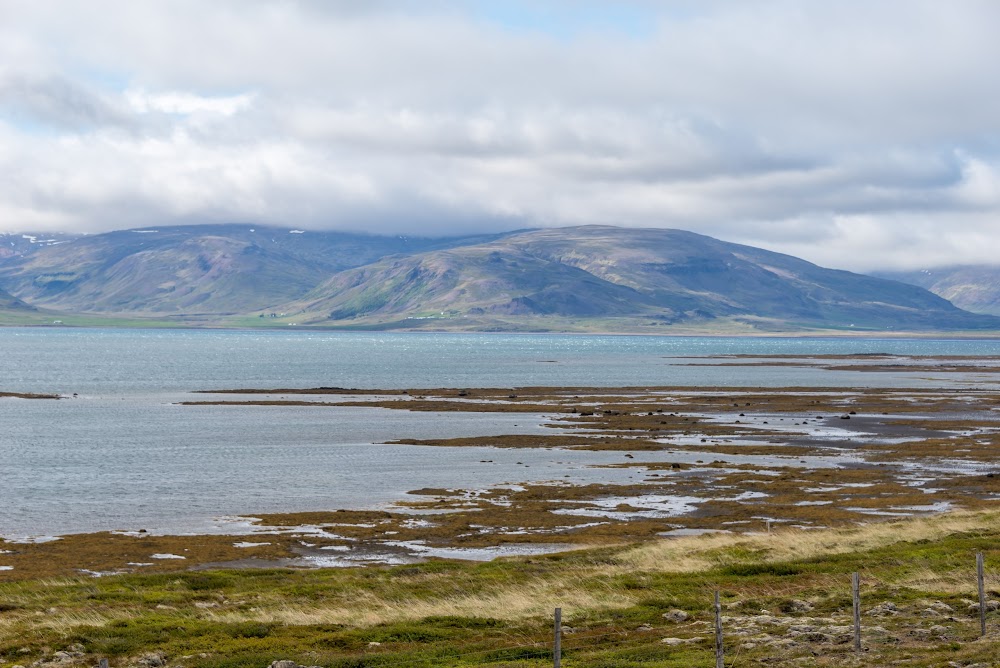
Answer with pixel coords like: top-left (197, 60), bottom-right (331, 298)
top-left (0, 391), bottom-right (59, 399)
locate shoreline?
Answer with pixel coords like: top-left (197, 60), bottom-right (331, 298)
top-left (6, 371), bottom-right (1000, 580)
top-left (5, 321), bottom-right (1000, 339)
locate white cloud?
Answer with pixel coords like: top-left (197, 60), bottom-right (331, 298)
top-left (125, 89), bottom-right (256, 116)
top-left (0, 0), bottom-right (999, 270)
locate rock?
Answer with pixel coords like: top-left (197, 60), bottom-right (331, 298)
top-left (660, 637), bottom-right (698, 645)
top-left (366, 642), bottom-right (381, 648)
top-left (929, 624), bottom-right (950, 637)
top-left (768, 638), bottom-right (798, 648)
top-left (269, 662), bottom-right (300, 668)
top-left (193, 601), bottom-right (218, 609)
top-left (867, 601), bottom-right (899, 616)
top-left (750, 615), bottom-right (779, 625)
top-left (921, 607), bottom-right (942, 617)
top-left (967, 599), bottom-right (1000, 614)
top-left (138, 653), bottom-right (167, 668)
top-left (930, 601), bottom-right (954, 613)
top-left (636, 623), bottom-right (653, 632)
top-left (782, 599), bottom-right (814, 613)
top-left (662, 609), bottom-right (689, 622)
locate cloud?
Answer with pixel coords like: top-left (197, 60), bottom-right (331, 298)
top-left (0, 0), bottom-right (999, 270)
top-left (125, 89), bottom-right (256, 116)
top-left (0, 74), bottom-right (130, 132)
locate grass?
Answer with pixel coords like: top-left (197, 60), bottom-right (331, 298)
top-left (4, 510), bottom-right (1000, 667)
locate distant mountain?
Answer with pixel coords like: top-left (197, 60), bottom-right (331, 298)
top-left (0, 225), bottom-right (509, 315)
top-left (0, 232), bottom-right (82, 260)
top-left (281, 226), bottom-right (999, 331)
top-left (876, 266), bottom-right (1000, 316)
top-left (0, 223), bottom-right (996, 332)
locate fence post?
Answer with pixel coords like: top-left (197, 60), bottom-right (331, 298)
top-left (978, 552), bottom-right (987, 638)
top-left (554, 607), bottom-right (562, 668)
top-left (852, 572), bottom-right (861, 652)
top-left (99, 660), bottom-right (108, 668)
top-left (714, 590), bottom-right (723, 668)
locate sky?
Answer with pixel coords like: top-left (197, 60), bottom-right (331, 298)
top-left (1, 1), bottom-right (999, 271)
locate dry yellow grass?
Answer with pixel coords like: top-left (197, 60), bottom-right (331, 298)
top-left (148, 511), bottom-right (1000, 630)
top-left (618, 509), bottom-right (1000, 572)
top-left (204, 580), bottom-right (634, 627)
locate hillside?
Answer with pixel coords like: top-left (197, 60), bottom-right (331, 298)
top-left (281, 226), bottom-right (999, 331)
top-left (877, 265), bottom-right (1000, 316)
top-left (0, 285), bottom-right (33, 311)
top-left (0, 231), bottom-right (81, 261)
top-left (0, 224), bottom-right (997, 332)
top-left (0, 225), bottom-right (508, 315)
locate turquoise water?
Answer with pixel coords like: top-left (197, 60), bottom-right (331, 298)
top-left (2, 328), bottom-right (999, 538)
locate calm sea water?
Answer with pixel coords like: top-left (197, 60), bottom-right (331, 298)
top-left (3, 328), bottom-right (1000, 538)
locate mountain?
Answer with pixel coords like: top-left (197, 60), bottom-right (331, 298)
top-left (0, 225), bottom-right (509, 315)
top-left (0, 232), bottom-right (82, 261)
top-left (0, 223), bottom-right (995, 332)
top-left (280, 226), bottom-right (999, 331)
top-left (876, 266), bottom-right (1000, 316)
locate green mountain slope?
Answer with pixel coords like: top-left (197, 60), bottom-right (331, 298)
top-left (876, 266), bottom-right (1000, 316)
top-left (281, 226), bottom-right (998, 331)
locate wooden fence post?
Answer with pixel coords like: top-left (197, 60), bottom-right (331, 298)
top-left (978, 552), bottom-right (987, 638)
top-left (714, 590), bottom-right (724, 668)
top-left (852, 572), bottom-right (861, 652)
top-left (554, 607), bottom-right (562, 668)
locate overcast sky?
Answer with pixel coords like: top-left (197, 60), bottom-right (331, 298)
top-left (1, 1), bottom-right (999, 271)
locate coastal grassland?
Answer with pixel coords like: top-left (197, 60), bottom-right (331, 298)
top-left (4, 511), bottom-right (1000, 667)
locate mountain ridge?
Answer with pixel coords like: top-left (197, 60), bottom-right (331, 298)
top-left (876, 265), bottom-right (1000, 316)
top-left (0, 225), bottom-right (515, 315)
top-left (0, 224), bottom-right (997, 333)
top-left (276, 226), bottom-right (994, 331)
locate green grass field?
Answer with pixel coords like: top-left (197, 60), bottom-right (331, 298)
top-left (4, 510), bottom-right (1000, 667)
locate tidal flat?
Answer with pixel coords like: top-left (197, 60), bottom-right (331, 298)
top-left (5, 354), bottom-right (1000, 666)
top-left (6, 355), bottom-right (1000, 577)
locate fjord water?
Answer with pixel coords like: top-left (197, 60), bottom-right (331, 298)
top-left (3, 327), bottom-right (1000, 539)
